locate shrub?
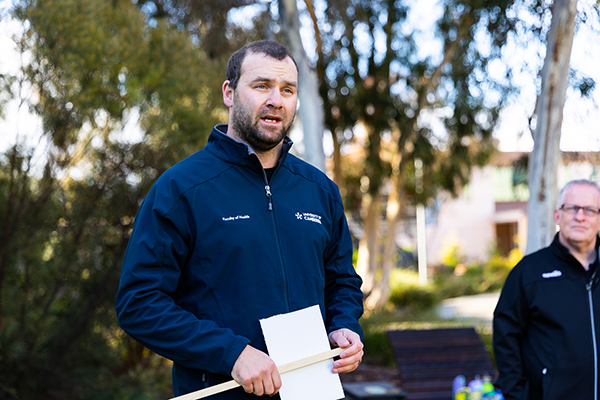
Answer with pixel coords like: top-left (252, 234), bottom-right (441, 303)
top-left (433, 265), bottom-right (482, 299)
top-left (440, 243), bottom-right (465, 267)
top-left (389, 269), bottom-right (439, 311)
top-left (433, 248), bottom-right (520, 299)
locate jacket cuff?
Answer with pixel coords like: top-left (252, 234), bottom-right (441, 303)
top-left (220, 336), bottom-right (252, 375)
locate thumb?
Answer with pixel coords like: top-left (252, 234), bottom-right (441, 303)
top-left (330, 331), bottom-right (350, 348)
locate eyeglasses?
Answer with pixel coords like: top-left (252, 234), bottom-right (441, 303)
top-left (559, 204), bottom-right (600, 216)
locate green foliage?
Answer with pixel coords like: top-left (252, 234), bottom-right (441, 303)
top-left (387, 249), bottom-right (519, 311)
top-left (17, 0), bottom-right (221, 162)
top-left (313, 0), bottom-right (516, 209)
top-left (134, 0), bottom-right (269, 60)
top-left (440, 243), bottom-right (466, 267)
top-left (359, 313), bottom-right (397, 367)
top-left (0, 0), bottom-right (222, 398)
top-left (389, 269), bottom-right (439, 311)
top-left (433, 249), bottom-right (518, 300)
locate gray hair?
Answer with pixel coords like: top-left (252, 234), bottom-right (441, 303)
top-left (556, 179), bottom-right (600, 209)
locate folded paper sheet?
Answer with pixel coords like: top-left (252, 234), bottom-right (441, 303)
top-left (259, 305), bottom-right (345, 400)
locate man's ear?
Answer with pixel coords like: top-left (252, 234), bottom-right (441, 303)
top-left (223, 81), bottom-right (234, 108)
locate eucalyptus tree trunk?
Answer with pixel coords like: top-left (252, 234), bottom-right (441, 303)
top-left (356, 192), bottom-right (381, 297)
top-left (526, 0), bottom-right (577, 254)
top-left (279, 0), bottom-right (326, 171)
top-left (365, 173), bottom-right (405, 311)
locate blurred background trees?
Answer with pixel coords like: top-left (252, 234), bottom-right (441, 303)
top-left (1, 0), bottom-right (222, 397)
top-left (308, 0), bottom-right (515, 310)
top-left (0, 0), bottom-right (598, 398)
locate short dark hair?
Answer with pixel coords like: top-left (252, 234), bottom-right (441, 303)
top-left (226, 40), bottom-right (298, 89)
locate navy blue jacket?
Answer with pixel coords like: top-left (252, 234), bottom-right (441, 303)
top-left (116, 125), bottom-right (364, 398)
top-left (493, 234), bottom-right (600, 400)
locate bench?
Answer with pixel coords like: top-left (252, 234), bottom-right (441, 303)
top-left (386, 327), bottom-right (495, 400)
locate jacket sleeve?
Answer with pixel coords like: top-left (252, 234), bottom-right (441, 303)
top-left (323, 194), bottom-right (364, 338)
top-left (493, 264), bottom-right (529, 400)
top-left (115, 184), bottom-right (250, 376)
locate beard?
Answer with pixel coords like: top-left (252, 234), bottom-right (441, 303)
top-left (230, 93), bottom-right (295, 152)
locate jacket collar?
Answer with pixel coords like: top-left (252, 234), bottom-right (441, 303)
top-left (205, 124), bottom-right (293, 168)
top-left (550, 232), bottom-right (600, 271)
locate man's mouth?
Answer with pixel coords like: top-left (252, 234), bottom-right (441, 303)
top-left (261, 115), bottom-right (282, 124)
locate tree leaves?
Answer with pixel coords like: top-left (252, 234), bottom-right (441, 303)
top-left (1, 0), bottom-right (221, 397)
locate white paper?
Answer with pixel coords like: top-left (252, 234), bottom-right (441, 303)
top-left (259, 305), bottom-right (344, 400)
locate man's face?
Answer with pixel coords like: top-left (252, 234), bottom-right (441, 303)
top-left (554, 184), bottom-right (600, 249)
top-left (223, 52), bottom-right (298, 152)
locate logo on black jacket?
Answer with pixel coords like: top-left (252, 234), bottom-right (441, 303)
top-left (542, 270), bottom-right (562, 279)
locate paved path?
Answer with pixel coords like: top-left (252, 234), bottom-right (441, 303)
top-left (436, 292), bottom-right (500, 324)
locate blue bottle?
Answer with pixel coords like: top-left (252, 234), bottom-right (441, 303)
top-left (453, 375), bottom-right (469, 400)
top-left (469, 375), bottom-right (483, 400)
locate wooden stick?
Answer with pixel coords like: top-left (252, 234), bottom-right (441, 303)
top-left (169, 347), bottom-right (344, 400)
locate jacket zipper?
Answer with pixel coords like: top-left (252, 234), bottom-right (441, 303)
top-left (587, 271), bottom-right (598, 400)
top-left (262, 177), bottom-right (289, 311)
top-left (265, 185), bottom-right (273, 211)
top-left (248, 144), bottom-right (292, 311)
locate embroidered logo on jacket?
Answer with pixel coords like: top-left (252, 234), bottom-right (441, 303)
top-left (542, 270), bottom-right (562, 279)
top-left (295, 212), bottom-right (322, 225)
top-left (222, 215), bottom-right (250, 221)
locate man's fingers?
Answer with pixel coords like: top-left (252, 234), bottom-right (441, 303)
top-left (251, 365), bottom-right (281, 396)
top-left (252, 379), bottom-right (264, 396)
top-left (333, 348), bottom-right (364, 373)
top-left (260, 377), bottom-right (274, 397)
top-left (232, 345), bottom-right (280, 396)
top-left (253, 370), bottom-right (281, 396)
top-left (273, 371), bottom-right (282, 394)
top-left (329, 329), bottom-right (364, 374)
top-left (333, 359), bottom-right (362, 373)
top-left (238, 377), bottom-right (254, 394)
top-left (334, 362), bottom-right (360, 374)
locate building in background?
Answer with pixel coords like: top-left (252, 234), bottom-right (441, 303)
top-left (425, 151), bottom-right (600, 265)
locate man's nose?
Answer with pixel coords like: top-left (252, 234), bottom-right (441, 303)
top-left (266, 89), bottom-right (283, 108)
top-left (574, 207), bottom-right (586, 219)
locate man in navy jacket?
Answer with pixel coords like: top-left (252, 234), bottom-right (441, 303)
top-left (116, 40), bottom-right (364, 398)
top-left (494, 179), bottom-right (600, 399)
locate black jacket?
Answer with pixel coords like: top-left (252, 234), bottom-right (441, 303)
top-left (493, 234), bottom-right (600, 400)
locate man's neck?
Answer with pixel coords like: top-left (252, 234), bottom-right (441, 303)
top-left (225, 127), bottom-right (283, 169)
top-left (253, 143), bottom-right (283, 169)
top-left (559, 234), bottom-right (598, 270)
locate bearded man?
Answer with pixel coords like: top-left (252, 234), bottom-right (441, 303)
top-left (116, 40), bottom-right (364, 399)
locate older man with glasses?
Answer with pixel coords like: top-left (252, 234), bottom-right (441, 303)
top-left (494, 179), bottom-right (600, 400)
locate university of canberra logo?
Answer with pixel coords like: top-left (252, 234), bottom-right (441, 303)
top-left (295, 212), bottom-right (322, 225)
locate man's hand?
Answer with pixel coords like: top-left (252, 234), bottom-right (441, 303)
top-left (328, 328), bottom-right (364, 374)
top-left (231, 345), bottom-right (282, 396)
